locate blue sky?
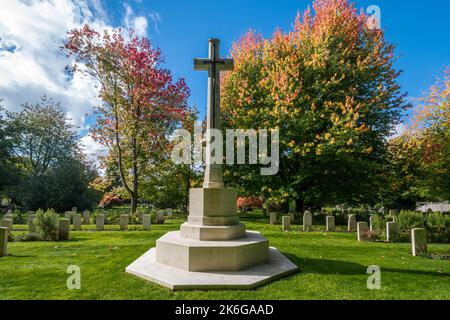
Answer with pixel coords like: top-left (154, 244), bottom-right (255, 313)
top-left (108, 0), bottom-right (450, 120)
top-left (0, 0), bottom-right (449, 156)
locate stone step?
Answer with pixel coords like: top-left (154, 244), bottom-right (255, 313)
top-left (155, 231), bottom-right (270, 272)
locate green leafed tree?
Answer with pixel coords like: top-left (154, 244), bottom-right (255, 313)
top-left (221, 0), bottom-right (410, 210)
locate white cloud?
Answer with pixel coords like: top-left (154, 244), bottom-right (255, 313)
top-left (0, 0), bottom-right (112, 128)
top-left (149, 11), bottom-right (162, 34)
top-left (123, 4), bottom-right (148, 37)
top-left (390, 123), bottom-right (408, 139)
top-left (79, 134), bottom-right (108, 166)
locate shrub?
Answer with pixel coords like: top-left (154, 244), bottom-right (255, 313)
top-left (360, 230), bottom-right (382, 242)
top-left (99, 194), bottom-right (123, 209)
top-left (35, 209), bottom-right (59, 241)
top-left (16, 233), bottom-right (42, 242)
top-left (371, 215), bottom-right (386, 232)
top-left (12, 209), bottom-right (27, 224)
top-left (397, 210), bottom-right (425, 232)
top-left (426, 213), bottom-right (450, 243)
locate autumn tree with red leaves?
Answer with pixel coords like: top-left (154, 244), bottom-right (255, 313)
top-left (64, 26), bottom-right (190, 214)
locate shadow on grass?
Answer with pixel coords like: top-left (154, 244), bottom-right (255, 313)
top-left (6, 254), bottom-right (36, 258)
top-left (285, 254), bottom-right (450, 277)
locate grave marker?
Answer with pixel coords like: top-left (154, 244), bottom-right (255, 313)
top-left (28, 214), bottom-right (37, 233)
top-left (348, 214), bottom-right (357, 232)
top-left (357, 222), bottom-right (369, 241)
top-left (326, 216), bottom-right (335, 232)
top-left (143, 214), bottom-right (151, 231)
top-left (59, 219), bottom-right (70, 240)
top-left (0, 227), bottom-right (7, 257)
top-left (96, 214), bottom-right (105, 231)
top-left (282, 216), bottom-right (291, 232)
top-left (303, 211), bottom-right (313, 232)
top-left (0, 219), bottom-right (12, 232)
top-left (120, 214), bottom-right (129, 231)
top-left (411, 228), bottom-right (428, 256)
top-left (83, 211), bottom-right (90, 225)
top-left (73, 214), bottom-right (82, 231)
top-left (386, 222), bottom-right (398, 242)
top-left (269, 212), bottom-right (277, 225)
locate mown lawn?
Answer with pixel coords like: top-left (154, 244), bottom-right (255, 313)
top-left (0, 213), bottom-right (449, 300)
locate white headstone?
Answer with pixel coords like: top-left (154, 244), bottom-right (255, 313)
top-left (303, 211), bottom-right (313, 232)
top-left (83, 211), bottom-right (90, 225)
top-left (167, 209), bottom-right (173, 219)
top-left (73, 214), bottom-right (82, 231)
top-left (0, 219), bottom-right (13, 233)
top-left (72, 207), bottom-right (77, 213)
top-left (289, 212), bottom-right (295, 224)
top-left (269, 212), bottom-right (277, 225)
top-left (0, 227), bottom-right (8, 257)
top-left (143, 214), bottom-right (151, 231)
top-left (357, 222), bottom-right (369, 241)
top-left (64, 211), bottom-right (72, 221)
top-left (28, 214), bottom-right (37, 233)
top-left (282, 216), bottom-right (291, 232)
top-left (157, 211), bottom-right (165, 224)
top-left (59, 219), bottom-right (70, 240)
top-left (326, 216), bottom-right (335, 232)
top-left (386, 222), bottom-right (398, 242)
top-left (369, 216), bottom-right (375, 231)
top-left (96, 214), bottom-right (105, 231)
top-left (411, 228), bottom-right (428, 256)
top-left (348, 215), bottom-right (357, 232)
top-left (120, 214), bottom-right (129, 231)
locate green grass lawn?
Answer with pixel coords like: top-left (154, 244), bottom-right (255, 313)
top-left (1, 213), bottom-right (449, 300)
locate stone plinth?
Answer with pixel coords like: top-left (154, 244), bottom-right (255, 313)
top-left (126, 247), bottom-right (298, 290)
top-left (64, 211), bottom-right (72, 222)
top-left (156, 231), bottom-right (269, 272)
top-left (412, 228), bottom-right (428, 256)
top-left (127, 187), bottom-right (298, 290)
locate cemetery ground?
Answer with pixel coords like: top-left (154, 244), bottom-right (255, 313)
top-left (0, 210), bottom-right (449, 300)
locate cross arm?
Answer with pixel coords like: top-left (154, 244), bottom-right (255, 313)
top-left (194, 59), bottom-right (211, 71)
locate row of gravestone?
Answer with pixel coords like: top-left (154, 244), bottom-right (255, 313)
top-left (0, 209), bottom-right (175, 257)
top-left (269, 212), bottom-right (339, 232)
top-left (0, 208), bottom-right (174, 242)
top-left (268, 212), bottom-right (428, 257)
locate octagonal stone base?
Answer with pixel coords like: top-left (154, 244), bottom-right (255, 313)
top-left (126, 247), bottom-right (299, 290)
top-left (156, 231), bottom-right (268, 271)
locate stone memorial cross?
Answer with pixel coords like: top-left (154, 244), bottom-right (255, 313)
top-left (194, 39), bottom-right (233, 189)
